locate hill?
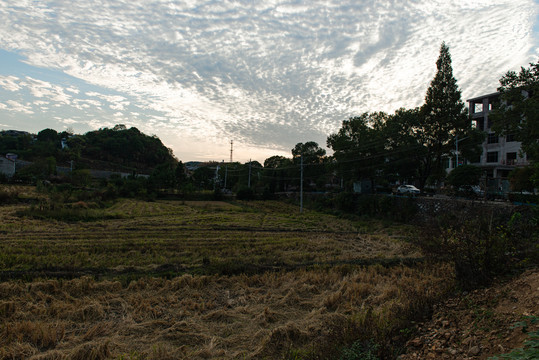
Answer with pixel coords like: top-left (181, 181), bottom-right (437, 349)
top-left (0, 125), bottom-right (177, 173)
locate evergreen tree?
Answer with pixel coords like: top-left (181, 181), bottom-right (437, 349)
top-left (414, 42), bottom-right (478, 189)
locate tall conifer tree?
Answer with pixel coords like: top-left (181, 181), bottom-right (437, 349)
top-left (413, 42), bottom-right (476, 189)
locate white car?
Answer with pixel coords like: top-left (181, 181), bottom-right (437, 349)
top-left (396, 185), bottom-right (420, 195)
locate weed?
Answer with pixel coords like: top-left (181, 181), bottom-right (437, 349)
top-left (490, 316), bottom-right (539, 359)
top-left (338, 340), bottom-right (380, 360)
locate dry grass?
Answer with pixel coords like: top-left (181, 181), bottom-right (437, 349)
top-left (0, 198), bottom-right (419, 277)
top-left (0, 194), bottom-right (449, 359)
top-left (0, 264), bottom-right (454, 359)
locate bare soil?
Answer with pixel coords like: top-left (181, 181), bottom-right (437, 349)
top-left (400, 268), bottom-right (539, 359)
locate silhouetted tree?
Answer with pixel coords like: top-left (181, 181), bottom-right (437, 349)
top-left (414, 42), bottom-right (479, 189)
top-left (491, 60), bottom-right (539, 161)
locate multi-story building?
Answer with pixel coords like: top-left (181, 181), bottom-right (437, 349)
top-left (466, 92), bottom-right (529, 191)
top-left (0, 156), bottom-right (16, 178)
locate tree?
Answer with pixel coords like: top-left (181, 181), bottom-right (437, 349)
top-left (414, 42), bottom-right (476, 189)
top-left (382, 108), bottom-right (423, 184)
top-left (292, 142), bottom-right (326, 163)
top-left (35, 128), bottom-right (60, 158)
top-left (291, 142), bottom-right (327, 190)
top-left (150, 162), bottom-right (178, 190)
top-left (263, 155), bottom-right (293, 193)
top-left (508, 166), bottom-right (536, 192)
top-left (491, 61), bottom-right (539, 161)
top-left (37, 128), bottom-right (59, 143)
top-left (445, 165), bottom-right (483, 188)
top-left (327, 112), bottom-right (388, 186)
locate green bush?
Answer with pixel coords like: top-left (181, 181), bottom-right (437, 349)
top-left (416, 207), bottom-right (538, 290)
top-left (236, 186), bottom-right (255, 200)
top-left (490, 316), bottom-right (539, 359)
top-left (508, 192), bottom-right (539, 205)
top-left (339, 341), bottom-right (380, 360)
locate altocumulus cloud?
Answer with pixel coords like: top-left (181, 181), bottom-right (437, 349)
top-left (0, 0), bottom-right (537, 162)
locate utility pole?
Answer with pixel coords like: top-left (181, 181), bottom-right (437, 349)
top-left (248, 159), bottom-right (251, 188)
top-left (224, 165), bottom-right (228, 190)
top-left (300, 155), bottom-right (303, 213)
top-left (230, 140), bottom-right (233, 163)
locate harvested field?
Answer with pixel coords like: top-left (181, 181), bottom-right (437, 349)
top-left (0, 264), bottom-right (453, 359)
top-left (0, 196), bottom-right (454, 359)
top-left (0, 199), bottom-right (419, 278)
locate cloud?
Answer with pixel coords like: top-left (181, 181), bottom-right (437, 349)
top-left (22, 77), bottom-right (73, 105)
top-left (0, 75), bottom-right (22, 91)
top-left (0, 0), bottom-right (537, 162)
top-left (2, 100), bottom-right (34, 114)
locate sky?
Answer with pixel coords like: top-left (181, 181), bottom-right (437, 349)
top-left (0, 1), bottom-right (538, 164)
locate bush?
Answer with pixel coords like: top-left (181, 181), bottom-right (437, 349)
top-left (236, 186), bottom-right (255, 200)
top-left (0, 187), bottom-right (20, 204)
top-left (416, 206), bottom-right (538, 290)
top-left (328, 193), bottom-right (418, 222)
top-left (508, 192), bottom-right (539, 205)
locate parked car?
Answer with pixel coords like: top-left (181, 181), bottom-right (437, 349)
top-left (457, 185), bottom-right (484, 199)
top-left (396, 185), bottom-right (420, 195)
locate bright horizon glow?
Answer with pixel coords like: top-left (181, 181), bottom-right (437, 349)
top-left (0, 0), bottom-right (538, 164)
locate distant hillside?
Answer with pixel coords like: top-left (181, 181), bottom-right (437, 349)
top-left (0, 125), bottom-right (177, 173)
top-left (76, 125), bottom-right (176, 172)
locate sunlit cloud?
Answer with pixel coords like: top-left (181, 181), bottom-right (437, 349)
top-left (0, 75), bottom-right (22, 92)
top-left (0, 0), bottom-right (537, 162)
top-left (3, 100), bottom-right (34, 114)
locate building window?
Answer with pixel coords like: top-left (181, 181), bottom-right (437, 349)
top-left (506, 134), bottom-right (516, 142)
top-left (506, 152), bottom-right (517, 165)
top-left (487, 151), bottom-right (498, 163)
top-left (487, 133), bottom-right (499, 144)
top-left (474, 103), bottom-right (483, 113)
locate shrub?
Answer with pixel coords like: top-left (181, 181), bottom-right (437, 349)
top-left (416, 206), bottom-right (538, 290)
top-left (0, 187), bottom-right (20, 204)
top-left (236, 186), bottom-right (255, 200)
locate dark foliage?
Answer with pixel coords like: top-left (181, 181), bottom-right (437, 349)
top-left (415, 206), bottom-right (539, 290)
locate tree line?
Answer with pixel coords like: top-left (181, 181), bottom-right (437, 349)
top-left (2, 43), bottom-right (537, 197)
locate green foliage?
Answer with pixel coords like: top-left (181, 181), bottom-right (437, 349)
top-left (417, 207), bottom-right (539, 290)
top-left (326, 44), bottom-right (481, 190)
top-left (236, 186), bottom-right (255, 200)
top-left (13, 158), bottom-right (55, 182)
top-left (491, 61), bottom-right (539, 161)
top-left (446, 165), bottom-right (483, 188)
top-left (490, 316), bottom-right (539, 359)
top-left (0, 131), bottom-right (33, 156)
top-left (80, 125), bottom-right (176, 172)
top-left (338, 341), bottom-right (380, 360)
top-left (415, 42), bottom-right (480, 189)
top-left (327, 113), bottom-right (388, 183)
top-left (263, 155), bottom-right (293, 193)
top-left (507, 192), bottom-right (539, 205)
top-left (323, 193), bottom-right (418, 222)
top-left (292, 141), bottom-right (328, 190)
top-left (70, 169), bottom-right (92, 187)
top-left (192, 166), bottom-right (216, 190)
top-left (509, 166), bottom-right (536, 192)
